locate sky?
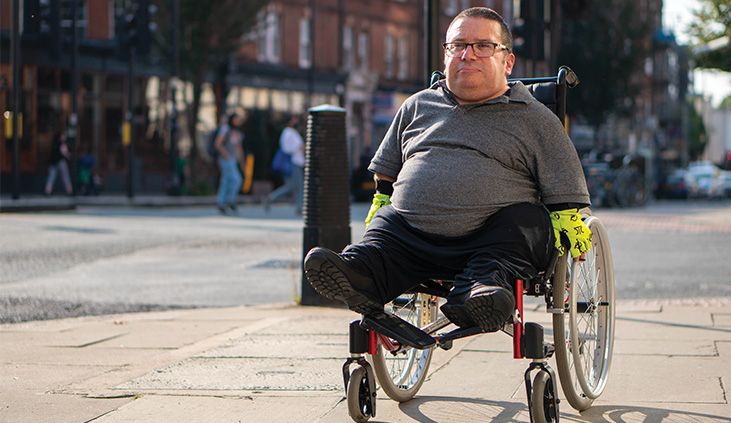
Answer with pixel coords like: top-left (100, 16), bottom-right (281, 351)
top-left (663, 0), bottom-right (731, 107)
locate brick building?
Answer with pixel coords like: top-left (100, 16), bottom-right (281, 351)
top-left (0, 0), bottom-right (569, 196)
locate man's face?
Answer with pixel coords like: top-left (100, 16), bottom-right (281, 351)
top-left (444, 17), bottom-right (515, 104)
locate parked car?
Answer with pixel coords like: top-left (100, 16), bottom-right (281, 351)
top-left (722, 171), bottom-right (731, 198)
top-left (658, 168), bottom-right (697, 199)
top-left (687, 162), bottom-right (724, 199)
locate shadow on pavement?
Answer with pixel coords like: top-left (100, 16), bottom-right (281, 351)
top-left (396, 395), bottom-right (731, 422)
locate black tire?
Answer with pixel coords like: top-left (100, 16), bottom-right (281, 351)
top-left (346, 366), bottom-right (374, 422)
top-left (370, 293), bottom-right (437, 402)
top-left (614, 169), bottom-right (647, 207)
top-left (530, 370), bottom-right (559, 423)
top-left (552, 210), bottom-right (615, 411)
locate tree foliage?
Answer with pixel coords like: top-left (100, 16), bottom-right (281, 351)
top-left (721, 94), bottom-right (731, 109)
top-left (687, 0), bottom-right (731, 72)
top-left (558, 0), bottom-right (653, 128)
top-left (686, 101), bottom-right (708, 161)
top-left (153, 0), bottom-right (269, 189)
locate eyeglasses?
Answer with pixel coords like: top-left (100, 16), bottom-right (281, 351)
top-left (442, 42), bottom-right (509, 58)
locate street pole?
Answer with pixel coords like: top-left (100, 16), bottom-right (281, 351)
top-left (307, 0), bottom-right (316, 109)
top-left (168, 0), bottom-right (180, 195)
top-left (127, 46), bottom-right (135, 198)
top-left (425, 0), bottom-right (440, 80)
top-left (11, 0), bottom-right (21, 199)
top-left (69, 0), bottom-right (79, 196)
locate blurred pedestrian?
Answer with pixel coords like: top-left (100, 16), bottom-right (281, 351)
top-left (267, 114), bottom-right (305, 214)
top-left (77, 153), bottom-right (102, 196)
top-left (215, 113), bottom-right (246, 214)
top-left (44, 131), bottom-right (73, 196)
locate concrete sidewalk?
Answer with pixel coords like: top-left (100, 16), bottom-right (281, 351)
top-left (2, 298), bottom-right (730, 423)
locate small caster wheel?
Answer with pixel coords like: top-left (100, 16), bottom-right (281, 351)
top-left (531, 369), bottom-right (559, 423)
top-left (347, 365), bottom-right (375, 422)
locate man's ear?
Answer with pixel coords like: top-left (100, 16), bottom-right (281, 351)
top-left (505, 52), bottom-right (515, 76)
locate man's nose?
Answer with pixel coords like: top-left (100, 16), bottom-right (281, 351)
top-left (460, 44), bottom-right (478, 60)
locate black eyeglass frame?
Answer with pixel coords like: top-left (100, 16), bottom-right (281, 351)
top-left (442, 41), bottom-right (510, 58)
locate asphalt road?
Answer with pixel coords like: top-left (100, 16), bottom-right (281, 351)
top-left (1, 200), bottom-right (730, 323)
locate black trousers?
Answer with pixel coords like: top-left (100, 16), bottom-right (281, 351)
top-left (343, 203), bottom-right (555, 304)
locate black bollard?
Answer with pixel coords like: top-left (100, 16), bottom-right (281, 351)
top-left (301, 105), bottom-right (351, 306)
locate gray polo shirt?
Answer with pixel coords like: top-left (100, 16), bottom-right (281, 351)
top-left (368, 81), bottom-right (590, 237)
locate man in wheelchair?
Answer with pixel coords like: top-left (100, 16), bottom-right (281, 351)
top-left (305, 7), bottom-right (591, 333)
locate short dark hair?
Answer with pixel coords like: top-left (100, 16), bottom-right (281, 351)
top-left (227, 113), bottom-right (239, 127)
top-left (447, 7), bottom-right (514, 53)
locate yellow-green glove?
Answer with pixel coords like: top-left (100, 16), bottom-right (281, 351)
top-left (365, 193), bottom-right (391, 227)
top-left (550, 209), bottom-right (592, 258)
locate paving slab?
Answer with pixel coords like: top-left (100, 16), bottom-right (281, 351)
top-left (0, 391), bottom-right (132, 423)
top-left (115, 356), bottom-right (345, 391)
top-left (92, 394), bottom-right (342, 423)
top-left (199, 333), bottom-right (348, 359)
top-left (713, 313), bottom-right (731, 328)
top-left (2, 301), bottom-right (731, 422)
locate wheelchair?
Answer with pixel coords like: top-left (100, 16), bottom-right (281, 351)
top-left (340, 67), bottom-right (616, 423)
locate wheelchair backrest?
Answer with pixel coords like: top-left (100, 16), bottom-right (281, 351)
top-left (430, 66), bottom-right (579, 127)
top-left (510, 66), bottom-right (579, 127)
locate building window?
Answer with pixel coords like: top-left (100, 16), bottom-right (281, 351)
top-left (384, 33), bottom-right (395, 78)
top-left (445, 0), bottom-right (458, 16)
top-left (397, 35), bottom-right (409, 81)
top-left (36, 0), bottom-right (87, 39)
top-left (343, 26), bottom-right (355, 70)
top-left (358, 31), bottom-right (369, 70)
top-left (503, 0), bottom-right (513, 25)
top-left (257, 10), bottom-right (280, 64)
top-left (299, 17), bottom-right (311, 69)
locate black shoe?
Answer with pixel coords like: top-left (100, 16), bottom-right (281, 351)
top-left (441, 285), bottom-right (515, 332)
top-left (304, 247), bottom-right (383, 315)
top-left (228, 204), bottom-right (238, 214)
top-left (217, 206), bottom-right (229, 215)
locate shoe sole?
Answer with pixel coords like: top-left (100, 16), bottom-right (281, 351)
top-left (464, 288), bottom-right (515, 332)
top-left (304, 250), bottom-right (382, 315)
top-left (440, 302), bottom-right (476, 329)
top-left (441, 287), bottom-right (515, 332)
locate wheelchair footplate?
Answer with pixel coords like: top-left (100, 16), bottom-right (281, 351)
top-left (360, 311), bottom-right (436, 349)
top-left (436, 325), bottom-right (487, 349)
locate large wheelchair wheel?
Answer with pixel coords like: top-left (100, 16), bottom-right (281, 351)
top-left (370, 293), bottom-right (438, 402)
top-left (552, 212), bottom-right (615, 411)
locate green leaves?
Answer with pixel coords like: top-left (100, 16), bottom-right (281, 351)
top-left (688, 0), bottom-right (731, 72)
top-left (557, 0), bottom-right (653, 127)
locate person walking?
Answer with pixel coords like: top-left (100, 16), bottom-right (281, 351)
top-left (44, 131), bottom-right (73, 196)
top-left (215, 113), bottom-right (245, 214)
top-left (267, 114), bottom-right (305, 214)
